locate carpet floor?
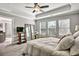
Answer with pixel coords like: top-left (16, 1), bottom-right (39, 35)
top-left (0, 43), bottom-right (26, 56)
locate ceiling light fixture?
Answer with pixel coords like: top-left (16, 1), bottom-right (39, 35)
top-left (25, 3), bottom-right (49, 13)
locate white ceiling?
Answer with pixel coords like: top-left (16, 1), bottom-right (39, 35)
top-left (0, 3), bottom-right (67, 19)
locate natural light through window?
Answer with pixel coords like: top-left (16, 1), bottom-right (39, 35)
top-left (59, 19), bottom-right (70, 35)
top-left (40, 22), bottom-right (46, 36)
top-left (48, 21), bottom-right (56, 36)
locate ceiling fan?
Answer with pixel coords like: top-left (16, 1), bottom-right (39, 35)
top-left (25, 3), bottom-right (49, 13)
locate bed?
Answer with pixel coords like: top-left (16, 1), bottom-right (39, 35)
top-left (23, 37), bottom-right (70, 56)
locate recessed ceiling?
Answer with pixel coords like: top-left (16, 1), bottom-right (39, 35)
top-left (0, 3), bottom-right (67, 19)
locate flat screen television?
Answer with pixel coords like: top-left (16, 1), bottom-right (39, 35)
top-left (17, 27), bottom-right (24, 32)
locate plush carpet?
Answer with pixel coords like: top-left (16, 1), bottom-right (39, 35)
top-left (0, 43), bottom-right (26, 56)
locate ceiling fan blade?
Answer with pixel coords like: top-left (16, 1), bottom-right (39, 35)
top-left (40, 5), bottom-right (49, 8)
top-left (33, 10), bottom-right (36, 13)
top-left (25, 6), bottom-right (33, 8)
top-left (40, 9), bottom-right (44, 12)
top-left (34, 3), bottom-right (38, 5)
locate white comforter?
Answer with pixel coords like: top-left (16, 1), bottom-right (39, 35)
top-left (24, 37), bottom-right (70, 56)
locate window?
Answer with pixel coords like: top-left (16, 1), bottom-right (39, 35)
top-left (48, 21), bottom-right (56, 36)
top-left (59, 19), bottom-right (70, 35)
top-left (40, 22), bottom-right (46, 36)
top-left (36, 18), bottom-right (70, 37)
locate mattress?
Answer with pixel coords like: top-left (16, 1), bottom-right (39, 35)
top-left (23, 37), bottom-right (70, 56)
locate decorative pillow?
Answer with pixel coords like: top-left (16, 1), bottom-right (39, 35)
top-left (70, 36), bottom-right (79, 56)
top-left (73, 31), bottom-right (79, 39)
top-left (55, 35), bottom-right (74, 51)
top-left (58, 34), bottom-right (72, 44)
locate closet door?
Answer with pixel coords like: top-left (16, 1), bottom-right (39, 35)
top-left (5, 22), bottom-right (12, 38)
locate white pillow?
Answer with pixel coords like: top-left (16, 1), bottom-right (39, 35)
top-left (55, 35), bottom-right (74, 51)
top-left (58, 34), bottom-right (72, 44)
top-left (73, 31), bottom-right (79, 38)
top-left (70, 36), bottom-right (79, 56)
